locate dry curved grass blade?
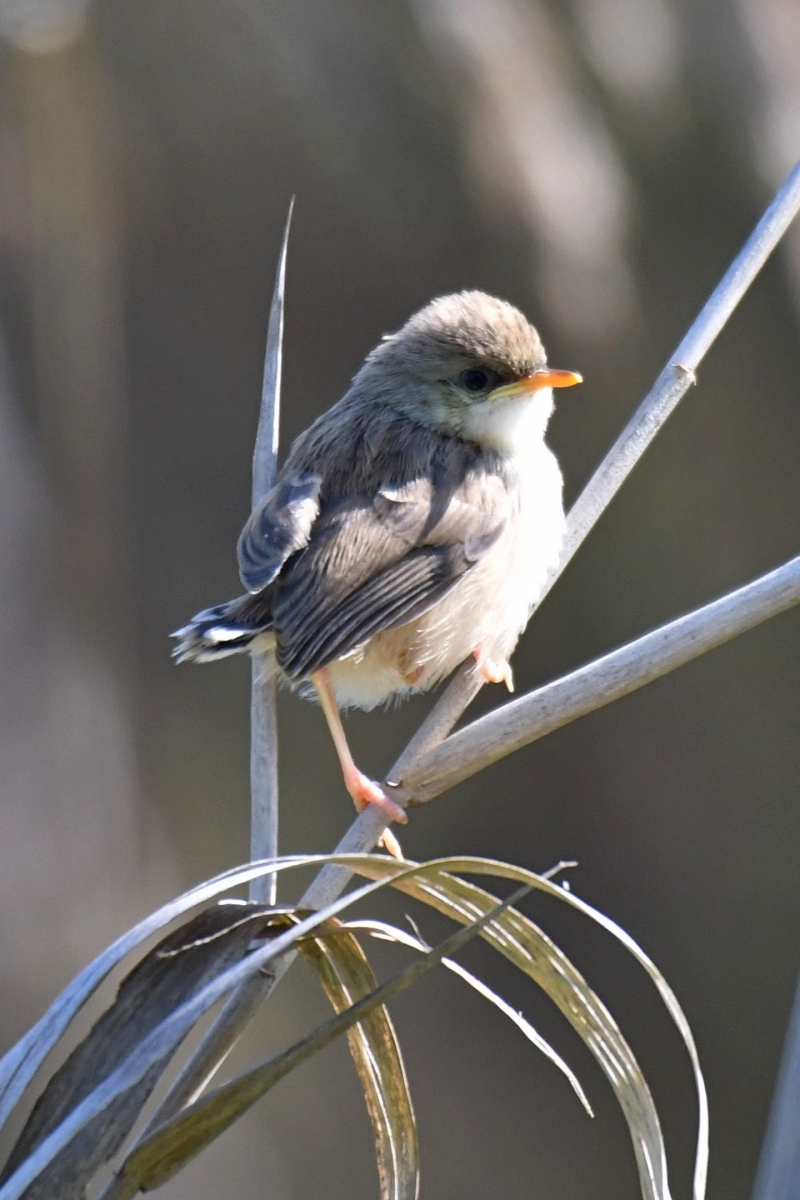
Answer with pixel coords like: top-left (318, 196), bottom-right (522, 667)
top-left (0, 854), bottom-right (703, 1200)
top-left (0, 859), bottom-right (506, 1200)
top-left (408, 871), bottom-right (668, 1199)
top-left (298, 923), bottom-right (418, 1200)
top-left (0, 856), bottom-right (321, 1136)
top-left (347, 918), bottom-right (593, 1117)
top-left (102, 886), bottom-right (530, 1196)
top-left (0, 858), bottom-right (400, 1200)
top-left (338, 855), bottom-right (708, 1200)
top-left (0, 902), bottom-right (282, 1194)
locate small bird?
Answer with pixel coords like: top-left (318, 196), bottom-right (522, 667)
top-left (174, 291), bottom-right (581, 842)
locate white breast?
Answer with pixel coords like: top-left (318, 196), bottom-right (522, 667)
top-left (421, 437), bottom-right (564, 674)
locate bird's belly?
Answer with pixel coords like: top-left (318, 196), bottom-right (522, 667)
top-left (328, 446), bottom-right (565, 710)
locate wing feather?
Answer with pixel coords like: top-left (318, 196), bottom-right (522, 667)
top-left (237, 470), bottom-right (322, 593)
top-left (279, 546), bottom-right (474, 677)
top-left (274, 460), bottom-right (510, 678)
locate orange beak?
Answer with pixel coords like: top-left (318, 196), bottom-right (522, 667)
top-left (488, 367), bottom-right (583, 402)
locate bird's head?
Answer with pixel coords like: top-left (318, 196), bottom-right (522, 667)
top-left (355, 291), bottom-right (582, 453)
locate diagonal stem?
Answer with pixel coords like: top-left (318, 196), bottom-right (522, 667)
top-left (400, 552), bottom-right (800, 803)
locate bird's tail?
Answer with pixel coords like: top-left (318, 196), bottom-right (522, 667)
top-left (172, 593), bottom-right (273, 663)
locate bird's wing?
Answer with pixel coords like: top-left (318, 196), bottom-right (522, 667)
top-left (237, 470), bottom-right (323, 593)
top-left (273, 463), bottom-right (510, 679)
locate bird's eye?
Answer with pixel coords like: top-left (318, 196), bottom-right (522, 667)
top-left (458, 367), bottom-right (499, 393)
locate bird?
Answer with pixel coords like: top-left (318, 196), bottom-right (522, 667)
top-left (173, 290), bottom-right (581, 849)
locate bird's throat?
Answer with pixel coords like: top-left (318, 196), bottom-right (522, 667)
top-left (460, 388), bottom-right (555, 456)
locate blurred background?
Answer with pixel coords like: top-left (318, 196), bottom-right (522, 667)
top-left (0, 0), bottom-right (798, 1196)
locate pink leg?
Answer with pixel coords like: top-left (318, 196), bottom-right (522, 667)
top-left (473, 645), bottom-right (515, 692)
top-left (312, 668), bottom-right (408, 827)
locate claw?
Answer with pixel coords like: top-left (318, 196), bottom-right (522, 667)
top-left (344, 765), bottom-right (408, 824)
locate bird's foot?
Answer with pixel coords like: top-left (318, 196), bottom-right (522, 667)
top-left (344, 765), bottom-right (408, 824)
top-left (473, 646), bottom-right (515, 692)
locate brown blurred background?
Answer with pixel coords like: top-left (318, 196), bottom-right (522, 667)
top-left (0, 0), bottom-right (799, 1196)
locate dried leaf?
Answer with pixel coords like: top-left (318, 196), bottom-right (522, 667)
top-left (104, 886), bottom-right (530, 1195)
top-left (298, 923), bottom-right (418, 1200)
top-left (348, 918), bottom-right (592, 1117)
top-left (0, 857), bottom-right (321, 1137)
top-left (340, 854), bottom-right (707, 1200)
top-left (0, 860), bottom-right (456, 1199)
top-left (2, 903), bottom-right (292, 1200)
top-left (0, 855), bottom-right (705, 1200)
